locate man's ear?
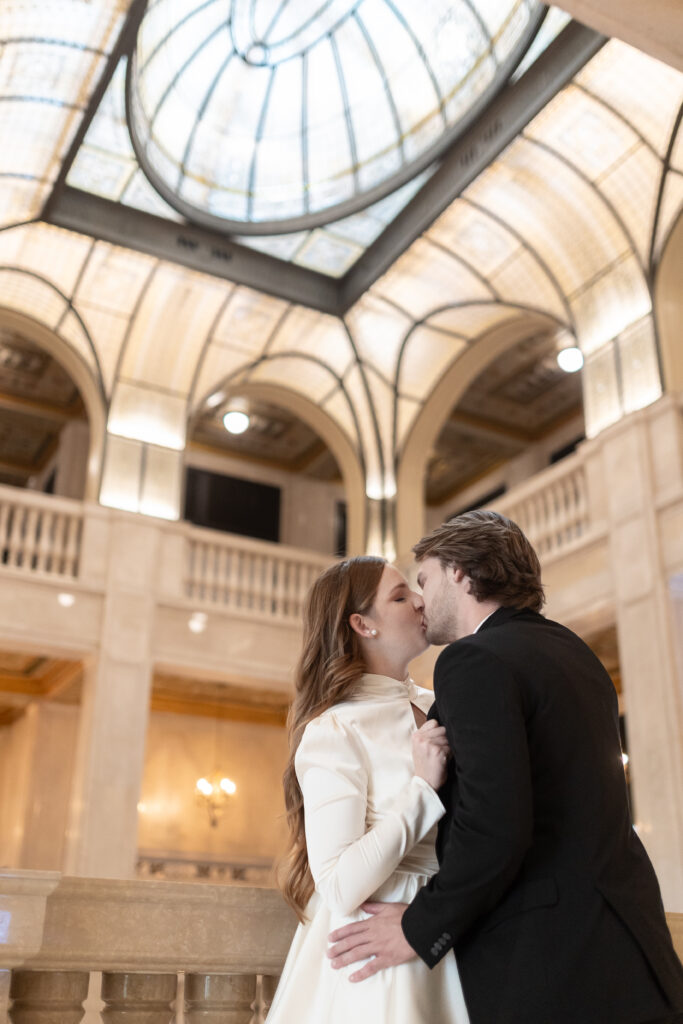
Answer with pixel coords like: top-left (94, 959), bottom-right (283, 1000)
top-left (452, 567), bottom-right (466, 584)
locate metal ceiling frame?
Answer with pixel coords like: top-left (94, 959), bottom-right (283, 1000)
top-left (42, 9), bottom-right (606, 317)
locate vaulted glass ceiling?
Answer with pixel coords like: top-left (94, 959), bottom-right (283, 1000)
top-left (126, 0), bottom-right (542, 233)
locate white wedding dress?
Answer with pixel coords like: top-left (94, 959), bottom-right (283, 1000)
top-left (266, 674), bottom-right (470, 1024)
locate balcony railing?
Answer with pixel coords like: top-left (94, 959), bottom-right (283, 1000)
top-left (488, 452), bottom-right (592, 558)
top-left (0, 449), bottom-right (600, 614)
top-left (1, 870), bottom-right (296, 1024)
top-left (185, 526), bottom-right (331, 621)
top-left (0, 485), bottom-right (83, 578)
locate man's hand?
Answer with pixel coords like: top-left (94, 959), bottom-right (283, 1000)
top-left (327, 902), bottom-right (416, 982)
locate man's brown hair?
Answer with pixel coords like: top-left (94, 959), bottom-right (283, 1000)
top-left (413, 509), bottom-right (545, 612)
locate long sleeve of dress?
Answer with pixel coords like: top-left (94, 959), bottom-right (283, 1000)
top-left (295, 710), bottom-right (445, 918)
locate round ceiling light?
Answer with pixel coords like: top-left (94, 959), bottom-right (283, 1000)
top-left (223, 410), bottom-right (250, 434)
top-left (557, 347), bottom-right (584, 373)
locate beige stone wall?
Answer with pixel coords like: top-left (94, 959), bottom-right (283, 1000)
top-left (138, 710), bottom-right (289, 865)
top-left (0, 701), bottom-right (289, 875)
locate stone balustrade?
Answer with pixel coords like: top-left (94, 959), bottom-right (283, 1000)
top-left (1, 870), bottom-right (297, 1023)
top-left (488, 450), bottom-right (597, 559)
top-left (2, 870), bottom-right (682, 1023)
top-left (0, 485), bottom-right (83, 578)
top-left (184, 526), bottom-right (331, 621)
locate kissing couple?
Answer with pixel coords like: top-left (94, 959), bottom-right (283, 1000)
top-left (266, 511), bottom-right (683, 1024)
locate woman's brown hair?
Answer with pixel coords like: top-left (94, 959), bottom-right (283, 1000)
top-left (413, 509), bottom-right (545, 612)
top-left (279, 555), bottom-right (386, 920)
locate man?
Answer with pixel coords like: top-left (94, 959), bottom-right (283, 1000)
top-left (328, 511), bottom-right (683, 1023)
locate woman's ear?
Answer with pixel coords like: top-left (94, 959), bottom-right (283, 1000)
top-left (348, 612), bottom-right (366, 637)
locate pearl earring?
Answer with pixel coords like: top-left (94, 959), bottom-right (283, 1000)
top-left (370, 629), bottom-right (378, 637)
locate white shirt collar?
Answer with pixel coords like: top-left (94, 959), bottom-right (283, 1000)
top-left (473, 611), bottom-right (495, 634)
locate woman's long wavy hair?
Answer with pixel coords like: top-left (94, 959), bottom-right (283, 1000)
top-left (279, 555), bottom-right (386, 921)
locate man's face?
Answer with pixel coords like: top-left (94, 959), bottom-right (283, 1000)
top-left (416, 556), bottom-right (460, 645)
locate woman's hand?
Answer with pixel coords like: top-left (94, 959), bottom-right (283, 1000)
top-left (412, 719), bottom-right (451, 790)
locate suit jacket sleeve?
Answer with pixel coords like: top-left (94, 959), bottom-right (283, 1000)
top-left (401, 638), bottom-right (533, 966)
top-left (296, 711), bottom-right (445, 918)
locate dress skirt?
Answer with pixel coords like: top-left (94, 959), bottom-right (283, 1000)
top-left (266, 868), bottom-right (470, 1024)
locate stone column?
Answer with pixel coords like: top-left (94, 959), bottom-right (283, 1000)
top-left (64, 515), bottom-right (161, 878)
top-left (598, 396), bottom-right (683, 909)
top-left (54, 421), bottom-right (90, 500)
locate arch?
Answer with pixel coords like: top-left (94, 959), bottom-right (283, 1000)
top-left (189, 381), bottom-right (367, 556)
top-left (0, 307), bottom-right (107, 501)
top-left (654, 205), bottom-right (683, 393)
top-left (395, 308), bottom-right (566, 556)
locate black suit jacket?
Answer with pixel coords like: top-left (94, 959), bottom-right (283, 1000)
top-left (401, 606), bottom-right (683, 1024)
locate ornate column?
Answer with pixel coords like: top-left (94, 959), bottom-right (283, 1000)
top-left (64, 514), bottom-right (161, 878)
top-left (599, 396), bottom-right (683, 909)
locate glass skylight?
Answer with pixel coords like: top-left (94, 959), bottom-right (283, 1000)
top-left (126, 0), bottom-right (542, 233)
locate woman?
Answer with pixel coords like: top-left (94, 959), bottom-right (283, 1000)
top-left (267, 556), bottom-right (470, 1023)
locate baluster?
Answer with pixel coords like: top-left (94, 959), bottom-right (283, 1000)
top-left (575, 467), bottom-right (588, 537)
top-left (24, 507), bottom-right (39, 570)
top-left (234, 549), bottom-right (244, 608)
top-left (522, 499), bottom-right (536, 551)
top-left (200, 543), bottom-right (210, 603)
top-left (36, 509), bottom-right (54, 573)
top-left (217, 545), bottom-right (229, 605)
top-left (186, 541), bottom-right (196, 600)
top-left (210, 544), bottom-right (220, 603)
top-left (261, 556), bottom-right (274, 614)
top-left (274, 559), bottom-right (288, 619)
top-left (185, 973), bottom-right (256, 1024)
top-left (259, 975), bottom-right (280, 1022)
top-left (50, 513), bottom-right (65, 574)
top-left (560, 476), bottom-right (574, 543)
top-left (9, 969), bottom-right (89, 1023)
top-left (534, 493), bottom-right (548, 556)
top-left (64, 515), bottom-right (81, 577)
top-left (225, 546), bottom-right (237, 607)
top-left (101, 972), bottom-right (176, 1023)
top-left (0, 500), bottom-right (10, 564)
top-left (8, 504), bottom-right (26, 568)
top-left (246, 554), bottom-right (256, 610)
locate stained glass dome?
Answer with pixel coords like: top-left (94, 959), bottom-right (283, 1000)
top-left (127, 0), bottom-right (543, 233)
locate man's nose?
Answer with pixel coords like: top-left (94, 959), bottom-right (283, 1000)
top-left (410, 590), bottom-right (424, 611)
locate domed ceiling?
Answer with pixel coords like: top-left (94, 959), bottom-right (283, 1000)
top-left (127, 0), bottom-right (543, 233)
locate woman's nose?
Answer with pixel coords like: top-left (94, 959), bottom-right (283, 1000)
top-left (410, 589), bottom-right (424, 611)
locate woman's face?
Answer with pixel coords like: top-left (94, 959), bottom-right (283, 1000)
top-left (366, 564), bottom-right (428, 664)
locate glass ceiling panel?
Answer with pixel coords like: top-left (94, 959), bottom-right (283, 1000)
top-left (127, 0), bottom-right (542, 234)
top-left (575, 42), bottom-right (683, 158)
top-left (398, 324), bottom-right (467, 402)
top-left (374, 236), bottom-right (492, 319)
top-left (66, 53), bottom-right (436, 277)
top-left (510, 5), bottom-right (570, 82)
top-left (0, 3), bottom-right (127, 225)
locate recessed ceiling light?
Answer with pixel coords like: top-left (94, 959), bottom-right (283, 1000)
top-left (557, 346), bottom-right (584, 373)
top-left (223, 410), bottom-right (250, 434)
top-left (57, 592), bottom-right (75, 607)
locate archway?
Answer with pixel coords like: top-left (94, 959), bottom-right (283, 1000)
top-left (396, 310), bottom-right (573, 555)
top-left (655, 206), bottom-right (683, 394)
top-left (188, 382), bottom-right (366, 556)
top-left (0, 308), bottom-right (106, 501)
